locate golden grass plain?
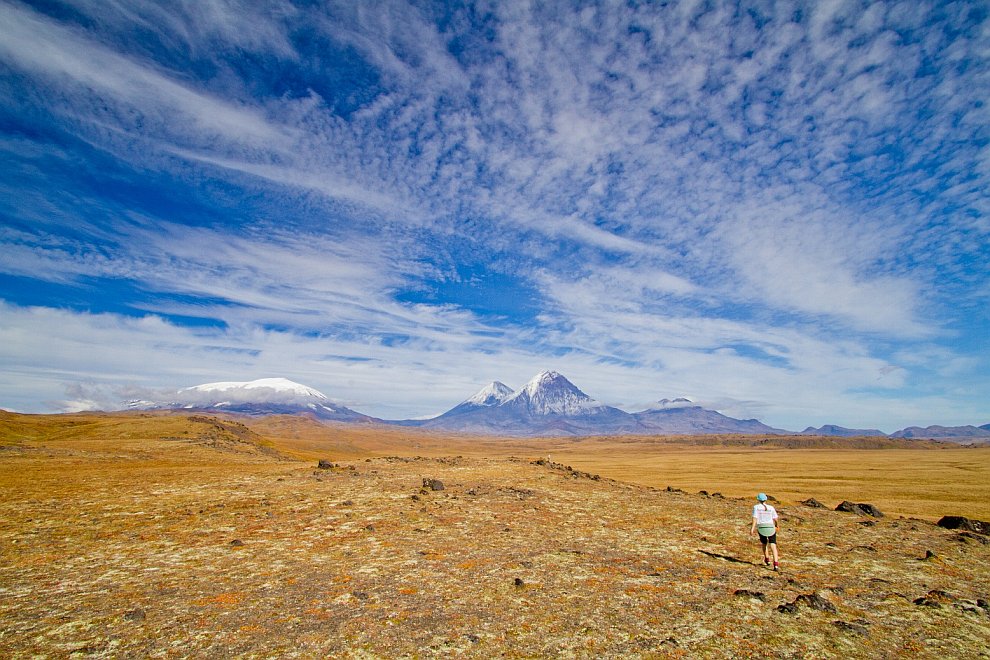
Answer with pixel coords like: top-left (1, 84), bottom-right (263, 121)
top-left (2, 411), bottom-right (989, 657)
top-left (245, 415), bottom-right (990, 521)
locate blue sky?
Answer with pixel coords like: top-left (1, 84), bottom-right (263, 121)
top-left (1, 0), bottom-right (988, 431)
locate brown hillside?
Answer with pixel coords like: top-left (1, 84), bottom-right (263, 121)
top-left (1, 412), bottom-right (988, 657)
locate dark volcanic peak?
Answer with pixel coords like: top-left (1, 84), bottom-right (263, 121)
top-left (891, 425), bottom-right (990, 441)
top-left (633, 405), bottom-right (787, 436)
top-left (800, 425), bottom-right (887, 438)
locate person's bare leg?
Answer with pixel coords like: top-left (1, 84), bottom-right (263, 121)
top-left (770, 542), bottom-right (779, 569)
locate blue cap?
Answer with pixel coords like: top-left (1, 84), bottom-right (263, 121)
top-left (757, 493), bottom-right (768, 501)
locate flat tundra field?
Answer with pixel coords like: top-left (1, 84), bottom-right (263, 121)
top-left (1, 412), bottom-right (989, 657)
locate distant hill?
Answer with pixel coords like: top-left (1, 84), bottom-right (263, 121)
top-left (800, 424), bottom-right (887, 438)
top-left (891, 425), bottom-right (990, 443)
top-left (117, 374), bottom-right (990, 441)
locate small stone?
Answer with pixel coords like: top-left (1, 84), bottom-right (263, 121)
top-left (514, 578), bottom-right (524, 587)
top-left (229, 539), bottom-right (244, 547)
top-left (776, 602), bottom-right (799, 614)
top-left (802, 498), bottom-right (827, 508)
top-left (733, 589), bottom-right (766, 601)
top-left (923, 550), bottom-right (937, 560)
top-left (423, 478), bottom-right (444, 491)
top-left (317, 459), bottom-right (335, 469)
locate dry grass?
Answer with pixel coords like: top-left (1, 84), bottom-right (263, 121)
top-left (1, 411), bottom-right (989, 658)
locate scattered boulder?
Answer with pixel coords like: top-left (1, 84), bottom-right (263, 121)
top-left (317, 459), bottom-right (337, 469)
top-left (666, 486), bottom-right (684, 493)
top-left (801, 498), bottom-right (827, 508)
top-left (733, 589), bottom-right (766, 601)
top-left (776, 602), bottom-right (799, 614)
top-left (423, 478), bottom-right (445, 491)
top-left (229, 539), bottom-right (244, 547)
top-left (913, 590), bottom-right (955, 608)
top-left (921, 550), bottom-right (937, 561)
top-left (835, 501), bottom-right (884, 518)
top-left (513, 577), bottom-right (525, 587)
top-left (779, 592), bottom-right (837, 614)
top-left (937, 516), bottom-right (990, 535)
top-left (795, 593), bottom-right (838, 613)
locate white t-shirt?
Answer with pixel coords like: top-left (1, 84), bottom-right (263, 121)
top-left (752, 503), bottom-right (778, 528)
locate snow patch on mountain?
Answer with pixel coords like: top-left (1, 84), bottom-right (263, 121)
top-left (464, 381), bottom-right (514, 407)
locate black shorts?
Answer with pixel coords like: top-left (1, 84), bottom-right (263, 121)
top-left (759, 532), bottom-right (777, 545)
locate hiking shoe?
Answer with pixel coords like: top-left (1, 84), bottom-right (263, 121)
top-left (773, 562), bottom-right (779, 571)
top-left (764, 558), bottom-right (770, 566)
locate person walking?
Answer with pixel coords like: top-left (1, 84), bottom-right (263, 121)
top-left (750, 493), bottom-right (780, 571)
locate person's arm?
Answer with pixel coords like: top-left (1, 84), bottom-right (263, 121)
top-left (750, 513), bottom-right (758, 536)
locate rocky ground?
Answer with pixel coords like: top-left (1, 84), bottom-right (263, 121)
top-left (1, 414), bottom-right (989, 658)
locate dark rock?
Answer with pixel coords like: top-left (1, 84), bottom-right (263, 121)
top-left (411, 494), bottom-right (420, 501)
top-left (123, 608), bottom-right (146, 622)
top-left (959, 532), bottom-right (990, 545)
top-left (794, 593), bottom-right (838, 613)
top-left (858, 520), bottom-right (877, 527)
top-left (914, 590), bottom-right (955, 608)
top-left (835, 501), bottom-right (884, 518)
top-left (352, 591), bottom-right (369, 601)
top-left (364, 524), bottom-right (375, 532)
top-left (802, 498), bottom-right (827, 508)
top-left (698, 490), bottom-right (709, 496)
top-left (317, 459), bottom-right (336, 469)
top-left (776, 602), bottom-right (799, 614)
top-left (711, 492), bottom-right (725, 499)
top-left (833, 620), bottom-right (869, 635)
top-left (423, 478), bottom-right (445, 491)
top-left (665, 486), bottom-right (684, 493)
top-left (514, 577), bottom-right (525, 587)
top-left (936, 515), bottom-right (990, 535)
top-left (733, 589), bottom-right (766, 601)
top-left (765, 494), bottom-right (778, 502)
top-left (342, 500), bottom-right (354, 506)
top-left (229, 539), bottom-right (244, 547)
top-left (922, 550), bottom-right (937, 560)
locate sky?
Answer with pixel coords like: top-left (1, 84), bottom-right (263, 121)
top-left (1, 0), bottom-right (988, 432)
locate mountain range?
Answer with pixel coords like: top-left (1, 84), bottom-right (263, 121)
top-left (126, 372), bottom-right (990, 441)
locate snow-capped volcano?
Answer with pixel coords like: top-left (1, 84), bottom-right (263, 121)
top-left (131, 377), bottom-right (376, 423)
top-left (502, 370), bottom-right (611, 416)
top-left (183, 378), bottom-right (329, 402)
top-left (415, 371), bottom-right (642, 436)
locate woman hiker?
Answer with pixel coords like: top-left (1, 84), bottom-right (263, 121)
top-left (750, 493), bottom-right (780, 571)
